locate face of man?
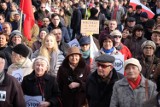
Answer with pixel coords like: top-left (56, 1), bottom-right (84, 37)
top-left (97, 62), bottom-right (113, 78)
top-left (51, 16), bottom-right (60, 27)
top-left (0, 15), bottom-right (5, 24)
top-left (2, 23), bottom-right (12, 35)
top-left (109, 21), bottom-right (117, 31)
top-left (125, 64), bottom-right (140, 81)
top-left (51, 29), bottom-right (62, 43)
top-left (42, 18), bottom-right (50, 27)
top-left (127, 21), bottom-right (136, 27)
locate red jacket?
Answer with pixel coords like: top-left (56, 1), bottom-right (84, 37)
top-left (119, 43), bottom-right (132, 60)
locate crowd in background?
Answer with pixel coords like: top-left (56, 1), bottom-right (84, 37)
top-left (0, 0), bottom-right (160, 107)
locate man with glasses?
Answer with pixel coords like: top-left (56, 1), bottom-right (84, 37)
top-left (86, 54), bottom-right (123, 107)
top-left (110, 30), bottom-right (132, 60)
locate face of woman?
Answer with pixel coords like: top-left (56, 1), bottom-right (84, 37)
top-left (135, 30), bottom-right (143, 38)
top-left (45, 36), bottom-right (54, 49)
top-left (81, 44), bottom-right (90, 51)
top-left (34, 59), bottom-right (48, 77)
top-left (103, 39), bottom-right (113, 50)
top-left (143, 46), bottom-right (154, 56)
top-left (122, 29), bottom-right (129, 39)
top-left (125, 64), bottom-right (140, 81)
top-left (39, 31), bottom-right (47, 40)
top-left (69, 54), bottom-right (80, 65)
top-left (11, 35), bottom-right (22, 45)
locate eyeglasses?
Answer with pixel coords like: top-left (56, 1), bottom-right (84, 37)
top-left (41, 7), bottom-right (45, 8)
top-left (113, 35), bottom-right (121, 38)
top-left (144, 47), bottom-right (153, 49)
top-left (97, 63), bottom-right (111, 68)
top-left (54, 33), bottom-right (61, 35)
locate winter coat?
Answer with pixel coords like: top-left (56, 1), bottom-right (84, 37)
top-left (155, 46), bottom-right (160, 58)
top-left (111, 5), bottom-right (125, 25)
top-left (86, 69), bottom-right (124, 107)
top-left (124, 36), bottom-right (147, 59)
top-left (57, 58), bottom-right (90, 107)
top-left (7, 58), bottom-right (33, 82)
top-left (116, 43), bottom-right (132, 60)
top-left (0, 73), bottom-right (26, 107)
top-left (22, 71), bottom-right (61, 107)
top-left (110, 75), bottom-right (157, 107)
top-left (142, 92), bottom-right (160, 107)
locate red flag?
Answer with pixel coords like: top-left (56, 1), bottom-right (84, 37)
top-left (129, 0), bottom-right (155, 19)
top-left (20, 0), bottom-right (35, 41)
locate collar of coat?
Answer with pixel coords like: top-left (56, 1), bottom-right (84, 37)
top-left (27, 71), bottom-right (50, 81)
top-left (119, 74), bottom-right (147, 88)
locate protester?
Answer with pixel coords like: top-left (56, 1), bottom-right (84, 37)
top-left (0, 51), bottom-right (26, 107)
top-left (110, 58), bottom-right (157, 107)
top-left (124, 24), bottom-right (147, 59)
top-left (86, 54), bottom-right (123, 107)
top-left (22, 56), bottom-right (61, 107)
top-left (57, 46), bottom-right (90, 107)
top-left (7, 44), bottom-right (32, 82)
top-left (110, 30), bottom-right (132, 60)
top-left (32, 33), bottom-right (64, 77)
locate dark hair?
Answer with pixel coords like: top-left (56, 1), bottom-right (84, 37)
top-left (132, 24), bottom-right (144, 35)
top-left (51, 13), bottom-right (59, 19)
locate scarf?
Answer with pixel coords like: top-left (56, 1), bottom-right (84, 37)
top-left (127, 74), bottom-right (141, 90)
top-left (81, 49), bottom-right (90, 59)
top-left (103, 47), bottom-right (114, 54)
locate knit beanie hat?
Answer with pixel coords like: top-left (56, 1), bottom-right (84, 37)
top-left (124, 58), bottom-right (142, 71)
top-left (10, 30), bottom-right (23, 39)
top-left (12, 44), bottom-right (29, 58)
top-left (33, 56), bottom-right (50, 72)
top-left (141, 40), bottom-right (156, 51)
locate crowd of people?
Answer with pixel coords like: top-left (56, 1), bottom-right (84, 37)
top-left (0, 0), bottom-right (160, 107)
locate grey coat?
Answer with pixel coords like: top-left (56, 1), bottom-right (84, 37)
top-left (110, 75), bottom-right (157, 107)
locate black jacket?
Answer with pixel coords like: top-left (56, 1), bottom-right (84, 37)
top-left (86, 69), bottom-right (124, 107)
top-left (21, 71), bottom-right (61, 107)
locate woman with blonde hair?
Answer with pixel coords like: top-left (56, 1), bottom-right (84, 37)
top-left (32, 33), bottom-right (64, 77)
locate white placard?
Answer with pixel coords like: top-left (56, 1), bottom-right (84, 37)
top-left (68, 38), bottom-right (80, 48)
top-left (24, 95), bottom-right (42, 107)
top-left (12, 69), bottom-right (23, 83)
top-left (0, 91), bottom-right (6, 101)
top-left (113, 55), bottom-right (124, 74)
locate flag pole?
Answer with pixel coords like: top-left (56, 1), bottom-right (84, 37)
top-left (19, 0), bottom-right (24, 32)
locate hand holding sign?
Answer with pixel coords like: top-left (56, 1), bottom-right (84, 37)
top-left (38, 101), bottom-right (50, 107)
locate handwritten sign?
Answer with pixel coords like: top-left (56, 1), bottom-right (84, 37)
top-left (24, 95), bottom-right (42, 107)
top-left (81, 20), bottom-right (99, 34)
top-left (12, 69), bottom-right (23, 83)
top-left (68, 38), bottom-right (80, 48)
top-left (113, 55), bottom-right (124, 74)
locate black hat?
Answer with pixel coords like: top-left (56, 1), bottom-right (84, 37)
top-left (0, 52), bottom-right (6, 60)
top-left (95, 54), bottom-right (115, 63)
top-left (12, 44), bottom-right (29, 58)
top-left (140, 12), bottom-right (148, 18)
top-left (127, 17), bottom-right (136, 22)
top-left (145, 19), bottom-right (155, 28)
top-left (90, 8), bottom-right (98, 16)
top-left (79, 36), bottom-right (90, 46)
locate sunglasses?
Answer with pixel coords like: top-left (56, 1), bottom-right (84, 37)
top-left (113, 35), bottom-right (121, 38)
top-left (97, 63), bottom-right (111, 68)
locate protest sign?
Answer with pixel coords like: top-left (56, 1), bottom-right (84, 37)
top-left (81, 20), bottom-right (99, 34)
